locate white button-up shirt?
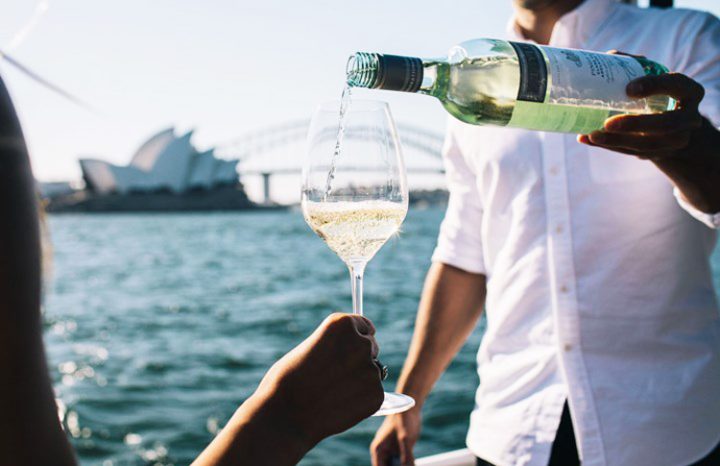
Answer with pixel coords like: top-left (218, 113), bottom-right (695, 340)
top-left (431, 1), bottom-right (720, 465)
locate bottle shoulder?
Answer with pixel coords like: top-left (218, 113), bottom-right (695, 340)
top-left (450, 38), bottom-right (515, 64)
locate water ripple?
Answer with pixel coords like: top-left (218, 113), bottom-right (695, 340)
top-left (44, 210), bottom-right (720, 465)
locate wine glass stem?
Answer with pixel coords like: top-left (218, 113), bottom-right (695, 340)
top-left (349, 262), bottom-right (366, 316)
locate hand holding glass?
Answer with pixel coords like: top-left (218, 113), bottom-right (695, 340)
top-left (301, 100), bottom-right (415, 416)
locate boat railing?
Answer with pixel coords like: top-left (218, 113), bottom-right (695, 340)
top-left (416, 448), bottom-right (476, 466)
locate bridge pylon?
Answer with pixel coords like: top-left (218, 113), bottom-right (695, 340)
top-left (261, 172), bottom-right (272, 205)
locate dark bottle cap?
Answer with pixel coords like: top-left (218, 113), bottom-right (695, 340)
top-left (347, 52), bottom-right (423, 92)
top-left (374, 54), bottom-right (423, 92)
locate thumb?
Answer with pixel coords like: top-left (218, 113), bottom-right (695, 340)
top-left (606, 49), bottom-right (646, 59)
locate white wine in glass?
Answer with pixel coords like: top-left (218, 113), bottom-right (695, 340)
top-left (301, 99), bottom-right (415, 416)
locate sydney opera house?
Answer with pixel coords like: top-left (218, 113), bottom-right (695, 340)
top-left (80, 128), bottom-right (239, 194)
top-left (46, 128), bottom-right (253, 212)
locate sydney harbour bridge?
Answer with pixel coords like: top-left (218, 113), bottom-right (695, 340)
top-left (215, 120), bottom-right (447, 204)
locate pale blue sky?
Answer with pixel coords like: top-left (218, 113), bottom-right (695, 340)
top-left (1, 0), bottom-right (718, 199)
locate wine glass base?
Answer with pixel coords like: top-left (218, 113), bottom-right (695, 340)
top-left (372, 392), bottom-right (415, 416)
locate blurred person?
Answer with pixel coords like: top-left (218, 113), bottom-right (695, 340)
top-left (370, 1), bottom-right (720, 465)
top-left (0, 74), bottom-right (383, 466)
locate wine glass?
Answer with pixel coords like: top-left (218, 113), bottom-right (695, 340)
top-left (301, 99), bottom-right (415, 416)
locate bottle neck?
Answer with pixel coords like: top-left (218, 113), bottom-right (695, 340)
top-left (347, 53), bottom-right (437, 94)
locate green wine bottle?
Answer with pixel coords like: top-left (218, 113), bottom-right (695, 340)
top-left (347, 39), bottom-right (675, 134)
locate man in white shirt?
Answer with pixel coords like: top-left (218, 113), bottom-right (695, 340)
top-left (370, 1), bottom-right (720, 465)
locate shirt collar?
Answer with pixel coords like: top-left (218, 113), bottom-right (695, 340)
top-left (506, 0), bottom-right (617, 47)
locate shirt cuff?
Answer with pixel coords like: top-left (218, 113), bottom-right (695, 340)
top-left (674, 187), bottom-right (720, 229)
top-left (431, 244), bottom-right (486, 275)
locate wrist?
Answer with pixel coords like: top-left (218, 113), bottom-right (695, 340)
top-left (229, 390), bottom-right (314, 464)
top-left (653, 118), bottom-right (720, 214)
top-left (395, 379), bottom-right (429, 410)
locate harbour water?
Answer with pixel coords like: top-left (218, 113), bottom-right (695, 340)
top-left (44, 208), bottom-right (720, 466)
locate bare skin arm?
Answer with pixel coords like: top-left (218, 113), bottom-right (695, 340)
top-left (0, 78), bottom-right (77, 465)
top-left (192, 313), bottom-right (384, 466)
top-left (371, 263), bottom-right (487, 466)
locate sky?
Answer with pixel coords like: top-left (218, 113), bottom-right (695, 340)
top-left (1, 0), bottom-right (718, 203)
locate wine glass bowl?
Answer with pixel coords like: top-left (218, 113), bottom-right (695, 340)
top-left (301, 99), bottom-right (415, 416)
top-left (303, 100), bottom-right (407, 201)
top-left (303, 101), bottom-right (408, 268)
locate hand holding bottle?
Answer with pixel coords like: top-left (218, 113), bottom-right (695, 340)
top-left (581, 72), bottom-right (705, 160)
top-left (578, 65), bottom-right (720, 215)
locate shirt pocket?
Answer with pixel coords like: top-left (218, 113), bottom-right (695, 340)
top-left (588, 145), bottom-right (658, 184)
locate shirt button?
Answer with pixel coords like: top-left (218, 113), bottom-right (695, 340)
top-left (555, 225), bottom-right (564, 234)
top-left (549, 166), bottom-right (560, 175)
top-left (560, 285), bottom-right (569, 293)
top-left (564, 343), bottom-right (573, 352)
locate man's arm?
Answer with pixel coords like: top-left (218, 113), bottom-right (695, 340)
top-left (371, 263), bottom-right (486, 466)
top-left (0, 78), bottom-right (77, 465)
top-left (395, 263), bottom-right (487, 405)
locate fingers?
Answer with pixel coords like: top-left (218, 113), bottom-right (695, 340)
top-left (323, 313), bottom-right (382, 382)
top-left (577, 75), bottom-right (706, 158)
top-left (346, 315), bottom-right (379, 360)
top-left (604, 110), bottom-right (703, 133)
top-left (346, 314), bottom-right (379, 359)
top-left (578, 134), bottom-right (636, 156)
top-left (371, 442), bottom-right (396, 466)
top-left (322, 313), bottom-right (375, 336)
top-left (370, 337), bottom-right (380, 359)
top-left (627, 73), bottom-right (705, 109)
top-left (371, 439), bottom-right (406, 466)
top-left (398, 437), bottom-right (416, 466)
top-left (582, 130), bottom-right (691, 159)
top-left (587, 129), bottom-right (690, 152)
top-left (351, 315), bottom-right (376, 336)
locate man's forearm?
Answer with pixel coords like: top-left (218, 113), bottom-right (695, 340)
top-left (396, 263), bottom-right (486, 406)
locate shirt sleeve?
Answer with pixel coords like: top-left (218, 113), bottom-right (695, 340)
top-left (673, 187), bottom-right (720, 229)
top-left (671, 11), bottom-right (720, 226)
top-left (674, 12), bottom-right (720, 129)
top-left (431, 121), bottom-right (486, 274)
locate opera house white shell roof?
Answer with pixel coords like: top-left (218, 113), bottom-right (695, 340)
top-left (80, 128), bottom-right (239, 194)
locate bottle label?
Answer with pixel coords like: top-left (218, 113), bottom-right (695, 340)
top-left (540, 45), bottom-right (647, 111)
top-left (509, 42), bottom-right (647, 112)
top-left (509, 42), bottom-right (548, 103)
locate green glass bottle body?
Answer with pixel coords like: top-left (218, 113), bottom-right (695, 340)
top-left (347, 38), bottom-right (674, 134)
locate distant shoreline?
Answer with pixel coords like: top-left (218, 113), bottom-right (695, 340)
top-left (44, 184), bottom-right (263, 214)
top-left (44, 187), bottom-right (449, 214)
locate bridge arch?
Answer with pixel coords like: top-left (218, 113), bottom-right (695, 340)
top-left (215, 120), bottom-right (446, 205)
